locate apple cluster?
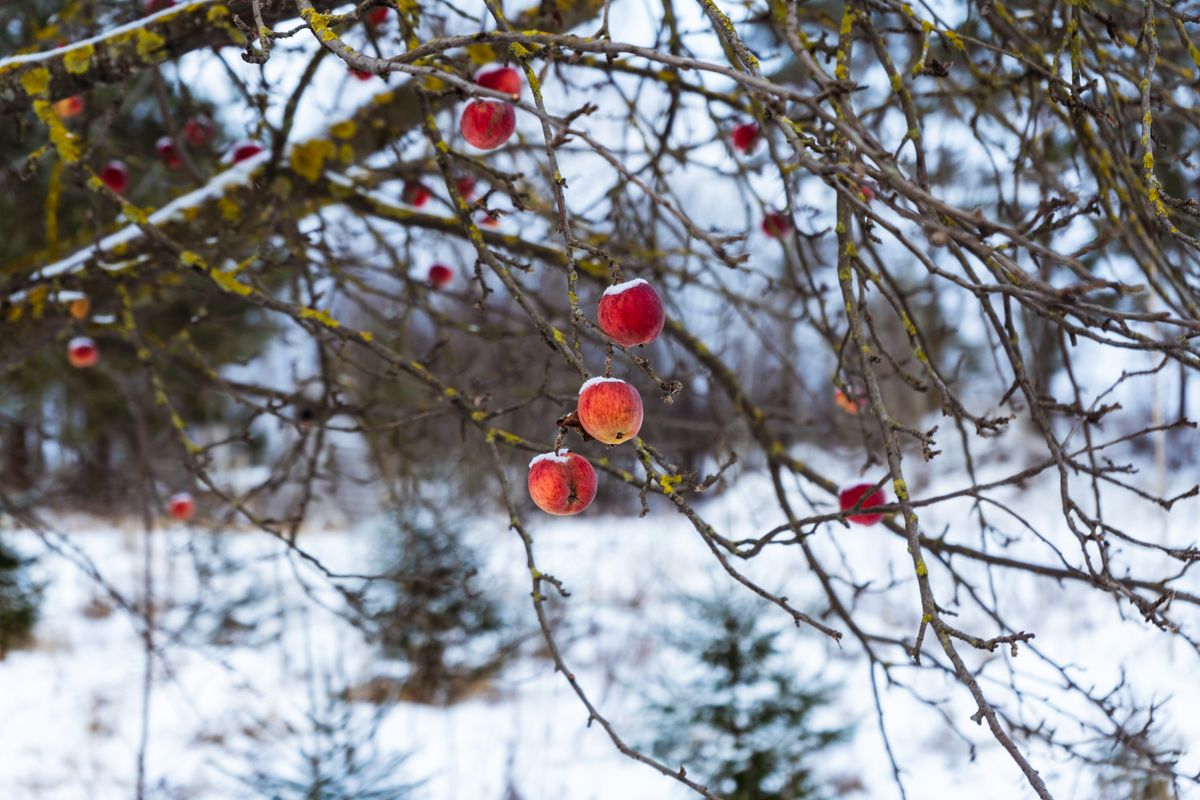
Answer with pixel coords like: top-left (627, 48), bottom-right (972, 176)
top-left (527, 279), bottom-right (666, 515)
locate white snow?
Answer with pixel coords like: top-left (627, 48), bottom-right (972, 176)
top-left (529, 450), bottom-right (571, 468)
top-left (601, 278), bottom-right (649, 297)
top-left (578, 376), bottom-right (627, 394)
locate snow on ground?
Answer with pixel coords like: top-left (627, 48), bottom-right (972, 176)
top-left (1, 434), bottom-right (1198, 799)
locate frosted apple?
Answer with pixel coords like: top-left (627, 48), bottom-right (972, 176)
top-left (155, 136), bottom-right (182, 168)
top-left (577, 377), bottom-right (643, 445)
top-left (98, 160), bottom-right (129, 194)
top-left (761, 211), bottom-right (791, 238)
top-left (838, 482), bottom-right (887, 526)
top-left (229, 141), bottom-right (264, 164)
top-left (527, 451), bottom-right (597, 515)
top-left (427, 264), bottom-right (453, 289)
top-left (597, 278), bottom-right (664, 347)
top-left (476, 66), bottom-right (521, 96)
top-left (67, 336), bottom-right (98, 368)
top-left (731, 122), bottom-right (760, 153)
top-left (168, 492), bottom-right (196, 521)
top-left (460, 101), bottom-right (515, 150)
top-left (402, 181), bottom-right (431, 207)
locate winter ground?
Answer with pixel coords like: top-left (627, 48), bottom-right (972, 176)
top-left (2, 432), bottom-right (1198, 800)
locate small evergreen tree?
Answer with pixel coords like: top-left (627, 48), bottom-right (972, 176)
top-left (367, 507), bottom-right (508, 704)
top-left (645, 594), bottom-right (851, 800)
top-left (0, 536), bottom-right (42, 659)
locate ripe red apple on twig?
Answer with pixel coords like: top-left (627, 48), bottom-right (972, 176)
top-left (577, 377), bottom-right (643, 445)
top-left (528, 451), bottom-right (597, 515)
top-left (597, 279), bottom-right (665, 347)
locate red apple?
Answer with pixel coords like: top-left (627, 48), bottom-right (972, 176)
top-left (367, 6), bottom-right (389, 25)
top-left (480, 213), bottom-right (500, 228)
top-left (402, 181), bottom-right (431, 207)
top-left (527, 450), bottom-right (597, 515)
top-left (460, 101), bottom-right (515, 150)
top-left (98, 160), bottom-right (129, 194)
top-left (427, 263), bottom-right (454, 289)
top-left (54, 95), bottom-right (84, 119)
top-left (67, 336), bottom-right (98, 368)
top-left (597, 278), bottom-right (664, 347)
top-left (455, 175), bottom-right (477, 201)
top-left (183, 115), bottom-right (215, 147)
top-left (229, 141), bottom-right (264, 164)
top-left (761, 211), bottom-right (791, 238)
top-left (476, 66), bottom-right (521, 96)
top-left (577, 377), bottom-right (643, 445)
top-left (859, 183), bottom-right (875, 204)
top-left (145, 0), bottom-right (175, 14)
top-left (731, 122), bottom-right (760, 153)
top-left (838, 482), bottom-right (887, 526)
top-left (155, 136), bottom-right (182, 169)
top-left (350, 68), bottom-right (374, 81)
top-left (168, 491), bottom-right (196, 521)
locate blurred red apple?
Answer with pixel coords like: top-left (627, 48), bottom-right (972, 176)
top-left (402, 181), bottom-right (431, 207)
top-left (367, 6), bottom-right (389, 25)
top-left (145, 0), bottom-right (175, 14)
top-left (168, 492), bottom-right (196, 521)
top-left (427, 264), bottom-right (453, 289)
top-left (229, 141), bottom-right (264, 164)
top-left (731, 122), bottom-right (760, 153)
top-left (578, 377), bottom-right (643, 445)
top-left (183, 115), bottom-right (215, 147)
top-left (528, 451), bottom-right (597, 515)
top-left (350, 68), bottom-right (374, 81)
top-left (155, 136), bottom-right (182, 168)
top-left (455, 176), bottom-right (477, 201)
top-left (597, 278), bottom-right (664, 347)
top-left (480, 213), bottom-right (500, 228)
top-left (98, 160), bottom-right (129, 194)
top-left (460, 101), bottom-right (515, 150)
top-left (476, 66), bottom-right (521, 96)
top-left (838, 482), bottom-right (887, 526)
top-left (67, 336), bottom-right (98, 368)
top-left (761, 211), bottom-right (791, 238)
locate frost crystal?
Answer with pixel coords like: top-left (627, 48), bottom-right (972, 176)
top-left (602, 278), bottom-right (648, 297)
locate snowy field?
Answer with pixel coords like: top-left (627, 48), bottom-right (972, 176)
top-left (2, 434), bottom-right (1198, 800)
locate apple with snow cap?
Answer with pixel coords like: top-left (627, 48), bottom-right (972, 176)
top-left (598, 278), bottom-right (664, 347)
top-left (528, 450), bottom-right (597, 515)
top-left (168, 492), bottom-right (196, 522)
top-left (460, 101), bottom-right (516, 150)
top-left (68, 336), bottom-right (99, 368)
top-left (838, 482), bottom-right (887, 526)
top-left (155, 136), bottom-right (182, 169)
top-left (228, 141), bottom-right (264, 164)
top-left (98, 160), bottom-right (129, 194)
top-left (577, 377), bottom-right (643, 445)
